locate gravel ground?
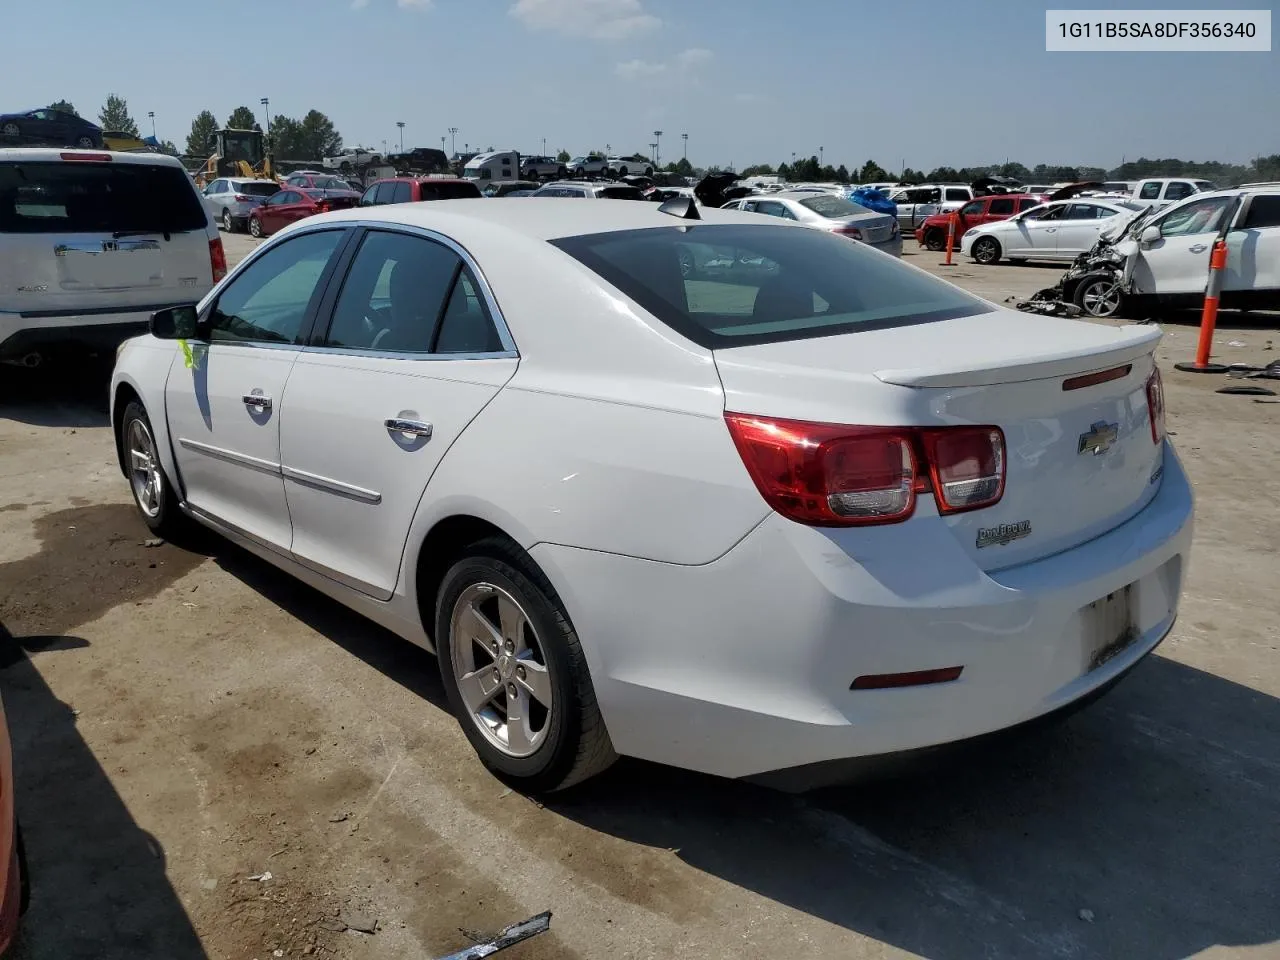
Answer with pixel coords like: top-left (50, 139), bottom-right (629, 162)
top-left (0, 232), bottom-right (1276, 960)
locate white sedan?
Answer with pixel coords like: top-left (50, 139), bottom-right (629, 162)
top-left (960, 198), bottom-right (1145, 265)
top-left (111, 199), bottom-right (1193, 792)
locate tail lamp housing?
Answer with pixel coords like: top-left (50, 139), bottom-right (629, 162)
top-left (725, 413), bottom-right (1006, 527)
top-left (209, 237), bottom-right (227, 283)
top-left (1145, 366), bottom-right (1165, 444)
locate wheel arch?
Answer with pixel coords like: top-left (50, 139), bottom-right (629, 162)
top-left (110, 355), bottom-right (183, 496)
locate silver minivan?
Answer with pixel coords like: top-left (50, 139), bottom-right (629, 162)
top-left (0, 148), bottom-right (223, 367)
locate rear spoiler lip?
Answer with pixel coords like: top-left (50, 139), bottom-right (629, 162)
top-left (874, 325), bottom-right (1162, 388)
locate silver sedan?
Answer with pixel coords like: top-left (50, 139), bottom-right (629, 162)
top-left (737, 191), bottom-right (902, 256)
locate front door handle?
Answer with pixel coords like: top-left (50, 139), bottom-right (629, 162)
top-left (385, 418), bottom-right (433, 440)
top-left (243, 393), bottom-right (272, 412)
top-left (1189, 243), bottom-right (1207, 254)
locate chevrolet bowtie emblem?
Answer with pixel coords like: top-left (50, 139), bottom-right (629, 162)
top-left (1078, 420), bottom-right (1119, 456)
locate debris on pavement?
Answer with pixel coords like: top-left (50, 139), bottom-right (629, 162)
top-left (248, 871), bottom-right (273, 882)
top-left (1216, 384), bottom-right (1276, 396)
top-left (142, 538), bottom-right (165, 548)
top-left (341, 909), bottom-right (378, 934)
top-left (316, 918), bottom-right (348, 933)
top-left (328, 812), bottom-right (349, 823)
top-left (435, 912), bottom-right (552, 959)
top-left (1078, 908), bottom-right (1096, 923)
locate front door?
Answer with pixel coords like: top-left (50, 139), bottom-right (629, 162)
top-left (279, 228), bottom-right (517, 598)
top-left (1006, 204), bottom-right (1063, 257)
top-left (1131, 195), bottom-right (1237, 297)
top-left (165, 228), bottom-right (349, 549)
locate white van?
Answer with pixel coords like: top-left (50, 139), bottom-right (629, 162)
top-left (463, 150), bottom-right (520, 185)
top-left (0, 149), bottom-right (223, 367)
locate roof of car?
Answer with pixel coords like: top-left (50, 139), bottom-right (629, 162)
top-left (309, 197), bottom-right (772, 242)
top-left (0, 148), bottom-right (185, 166)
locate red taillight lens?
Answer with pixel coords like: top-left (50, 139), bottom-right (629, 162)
top-left (234, 194), bottom-right (252, 202)
top-left (921, 427), bottom-right (1005, 514)
top-left (1146, 366), bottom-right (1165, 444)
top-left (725, 414), bottom-right (917, 526)
top-left (725, 414), bottom-right (1007, 527)
top-left (209, 237), bottom-right (227, 283)
top-left (60, 152), bottom-right (111, 162)
top-left (316, 200), bottom-right (330, 213)
top-left (836, 227), bottom-right (864, 241)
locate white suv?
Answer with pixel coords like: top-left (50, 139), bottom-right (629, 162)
top-left (202, 177), bottom-right (281, 233)
top-left (0, 149), bottom-right (224, 368)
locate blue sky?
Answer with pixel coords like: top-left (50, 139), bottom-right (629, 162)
top-left (10, 0), bottom-right (1277, 170)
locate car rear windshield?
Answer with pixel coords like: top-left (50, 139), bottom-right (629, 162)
top-left (236, 182), bottom-right (280, 197)
top-left (0, 160), bottom-right (206, 234)
top-left (598, 186), bottom-right (646, 201)
top-left (422, 181), bottom-right (481, 200)
top-left (798, 195), bottom-right (865, 218)
top-left (551, 224), bottom-right (986, 349)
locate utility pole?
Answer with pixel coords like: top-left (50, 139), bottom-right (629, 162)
top-left (542, 137), bottom-right (547, 156)
top-left (682, 132), bottom-right (688, 161)
top-left (448, 127), bottom-right (459, 157)
top-left (259, 97), bottom-right (270, 150)
top-left (147, 112), bottom-right (155, 138)
top-left (396, 121), bottom-right (405, 153)
top-left (653, 130), bottom-right (663, 167)
top-left (819, 145), bottom-right (824, 169)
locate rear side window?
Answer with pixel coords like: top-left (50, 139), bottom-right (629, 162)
top-left (1139, 182), bottom-right (1162, 199)
top-left (1242, 195), bottom-right (1280, 229)
top-left (988, 198), bottom-right (1015, 215)
top-left (944, 188), bottom-right (970, 202)
top-left (0, 160), bottom-right (207, 234)
top-left (389, 181), bottom-right (412, 204)
top-left (422, 181), bottom-right (482, 200)
top-left (551, 224), bottom-right (986, 349)
top-left (1017, 197), bottom-right (1042, 211)
top-left (1163, 181), bottom-right (1194, 202)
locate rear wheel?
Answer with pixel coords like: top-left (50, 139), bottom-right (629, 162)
top-left (1, 123), bottom-right (19, 137)
top-left (573, 167), bottom-right (585, 178)
top-left (618, 165), bottom-right (629, 177)
top-left (436, 538), bottom-right (615, 793)
top-left (923, 228), bottom-right (946, 252)
top-left (1074, 274), bottom-right (1126, 318)
top-left (121, 401), bottom-right (189, 540)
top-left (249, 216), bottom-right (263, 238)
top-left (972, 236), bottom-right (1002, 265)
top-left (75, 135), bottom-right (95, 148)
top-left (221, 208), bottom-right (235, 232)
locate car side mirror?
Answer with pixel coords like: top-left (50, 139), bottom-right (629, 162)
top-left (1140, 225), bottom-right (1161, 245)
top-left (150, 304), bottom-right (201, 340)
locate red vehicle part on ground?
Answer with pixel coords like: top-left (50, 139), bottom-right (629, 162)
top-left (915, 194), bottom-right (1049, 250)
top-left (248, 188), bottom-right (358, 238)
top-left (0, 695), bottom-right (25, 954)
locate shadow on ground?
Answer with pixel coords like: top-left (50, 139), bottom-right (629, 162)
top-left (0, 623), bottom-right (206, 959)
top-left (207, 541), bottom-right (1280, 960)
top-left (0, 360), bottom-right (112, 429)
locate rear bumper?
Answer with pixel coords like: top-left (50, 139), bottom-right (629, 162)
top-left (0, 308), bottom-right (180, 361)
top-left (532, 443), bottom-right (1194, 782)
top-left (870, 234), bottom-right (904, 258)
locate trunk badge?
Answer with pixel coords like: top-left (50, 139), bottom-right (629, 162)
top-left (977, 521), bottom-right (1032, 549)
top-left (1078, 420), bottom-right (1119, 456)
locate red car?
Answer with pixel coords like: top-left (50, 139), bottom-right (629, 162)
top-left (0, 695), bottom-right (27, 954)
top-left (248, 188), bottom-right (358, 238)
top-left (359, 178), bottom-right (482, 206)
top-left (914, 194), bottom-right (1048, 250)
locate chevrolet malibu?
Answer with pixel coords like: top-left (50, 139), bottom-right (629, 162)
top-left (110, 199), bottom-right (1193, 792)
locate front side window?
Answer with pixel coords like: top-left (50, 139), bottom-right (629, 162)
top-left (1162, 181), bottom-right (1194, 202)
top-left (959, 200), bottom-right (984, 217)
top-left (551, 224), bottom-right (986, 350)
top-left (944, 188), bottom-right (970, 202)
top-left (390, 181), bottom-right (412, 204)
top-left (324, 230), bottom-right (461, 353)
top-left (209, 230), bottom-right (344, 344)
top-left (1157, 196), bottom-right (1234, 237)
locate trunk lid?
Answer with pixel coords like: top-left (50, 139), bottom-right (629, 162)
top-left (714, 309), bottom-right (1165, 570)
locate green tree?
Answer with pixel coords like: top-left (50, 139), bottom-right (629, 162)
top-left (99, 94), bottom-right (139, 136)
top-left (900, 167), bottom-right (924, 184)
top-left (299, 110), bottom-right (343, 160)
top-left (227, 106), bottom-right (258, 130)
top-left (777, 162), bottom-right (791, 180)
top-left (268, 115), bottom-right (304, 159)
top-left (998, 161), bottom-right (1031, 180)
top-left (859, 160), bottom-right (890, 182)
top-left (186, 110), bottom-right (219, 157)
top-left (49, 99), bottom-right (78, 116)
top-left (835, 164), bottom-right (850, 182)
top-left (740, 163), bottom-right (775, 178)
top-left (158, 140), bottom-right (178, 156)
top-left (927, 166), bottom-right (960, 182)
top-left (556, 149), bottom-right (570, 162)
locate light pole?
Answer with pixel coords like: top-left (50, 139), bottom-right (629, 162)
top-left (448, 127), bottom-right (458, 157)
top-left (441, 136), bottom-right (446, 154)
top-left (147, 112), bottom-right (155, 138)
top-left (681, 132), bottom-right (688, 161)
top-left (259, 97), bottom-right (270, 149)
top-left (650, 143), bottom-right (658, 164)
top-left (382, 139), bottom-right (388, 156)
top-left (819, 145), bottom-right (824, 169)
top-left (396, 121), bottom-right (405, 153)
top-left (541, 137), bottom-right (547, 156)
top-left (653, 130), bottom-right (663, 167)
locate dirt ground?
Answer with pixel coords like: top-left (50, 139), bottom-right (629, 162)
top-left (0, 233), bottom-right (1277, 960)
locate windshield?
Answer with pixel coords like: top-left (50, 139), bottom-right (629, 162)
top-left (799, 195), bottom-right (866, 218)
top-left (0, 160), bottom-right (207, 234)
top-left (222, 132), bottom-right (262, 164)
top-left (551, 224), bottom-right (986, 349)
top-left (599, 186), bottom-right (646, 200)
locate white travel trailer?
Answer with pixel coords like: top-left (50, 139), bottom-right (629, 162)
top-left (463, 150), bottom-right (520, 185)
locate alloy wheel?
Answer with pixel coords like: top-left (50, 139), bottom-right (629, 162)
top-left (127, 418), bottom-right (164, 519)
top-left (449, 582), bottom-right (553, 759)
top-left (1080, 279), bottom-right (1122, 317)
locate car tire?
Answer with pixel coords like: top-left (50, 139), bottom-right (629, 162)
top-left (573, 167), bottom-right (585, 178)
top-left (120, 400), bottom-right (190, 540)
top-left (249, 217), bottom-right (263, 238)
top-left (557, 166), bottom-right (567, 179)
top-left (75, 135), bottom-right (95, 149)
top-left (1073, 273), bottom-right (1126, 318)
top-left (923, 228), bottom-right (946, 252)
top-left (435, 537), bottom-right (616, 793)
top-left (1, 123), bottom-right (19, 138)
top-left (221, 208), bottom-right (235, 233)
top-left (972, 236), bottom-right (1002, 265)
top-left (339, 161), bottom-right (352, 173)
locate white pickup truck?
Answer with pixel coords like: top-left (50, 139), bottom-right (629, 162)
top-left (1123, 177), bottom-right (1218, 210)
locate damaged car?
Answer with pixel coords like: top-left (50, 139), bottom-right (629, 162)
top-left (1019, 186), bottom-right (1280, 318)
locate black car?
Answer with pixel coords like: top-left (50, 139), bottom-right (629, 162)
top-left (0, 108), bottom-right (103, 148)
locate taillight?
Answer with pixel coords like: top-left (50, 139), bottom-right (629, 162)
top-left (836, 227), bottom-right (864, 241)
top-left (60, 151), bottom-right (112, 162)
top-left (1145, 366), bottom-right (1165, 444)
top-left (234, 194), bottom-right (252, 202)
top-left (724, 414), bottom-right (1006, 527)
top-left (209, 237), bottom-right (227, 283)
top-left (920, 427), bottom-right (1005, 513)
top-left (316, 200), bottom-right (330, 213)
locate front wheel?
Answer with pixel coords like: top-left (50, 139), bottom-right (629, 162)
top-left (436, 538), bottom-right (615, 793)
top-left (971, 236), bottom-right (1002, 265)
top-left (121, 401), bottom-right (189, 540)
top-left (1, 123), bottom-right (19, 138)
top-left (617, 166), bottom-right (628, 177)
top-left (1074, 273), bottom-right (1126, 318)
top-left (75, 135), bottom-right (95, 148)
top-left (923, 228), bottom-right (946, 252)
top-left (248, 217), bottom-right (263, 238)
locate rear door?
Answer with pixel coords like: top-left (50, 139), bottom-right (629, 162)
top-left (0, 156), bottom-right (214, 318)
top-left (279, 228), bottom-right (517, 598)
top-left (165, 228), bottom-right (349, 550)
top-left (1054, 203), bottom-right (1113, 255)
top-left (1132, 195), bottom-right (1237, 296)
top-left (983, 196), bottom-right (1016, 226)
top-left (1227, 193), bottom-right (1280, 297)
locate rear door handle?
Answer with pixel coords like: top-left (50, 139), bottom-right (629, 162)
top-left (1189, 243), bottom-right (1207, 253)
top-left (385, 418), bottom-right (432, 440)
top-left (243, 393), bottom-right (272, 412)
